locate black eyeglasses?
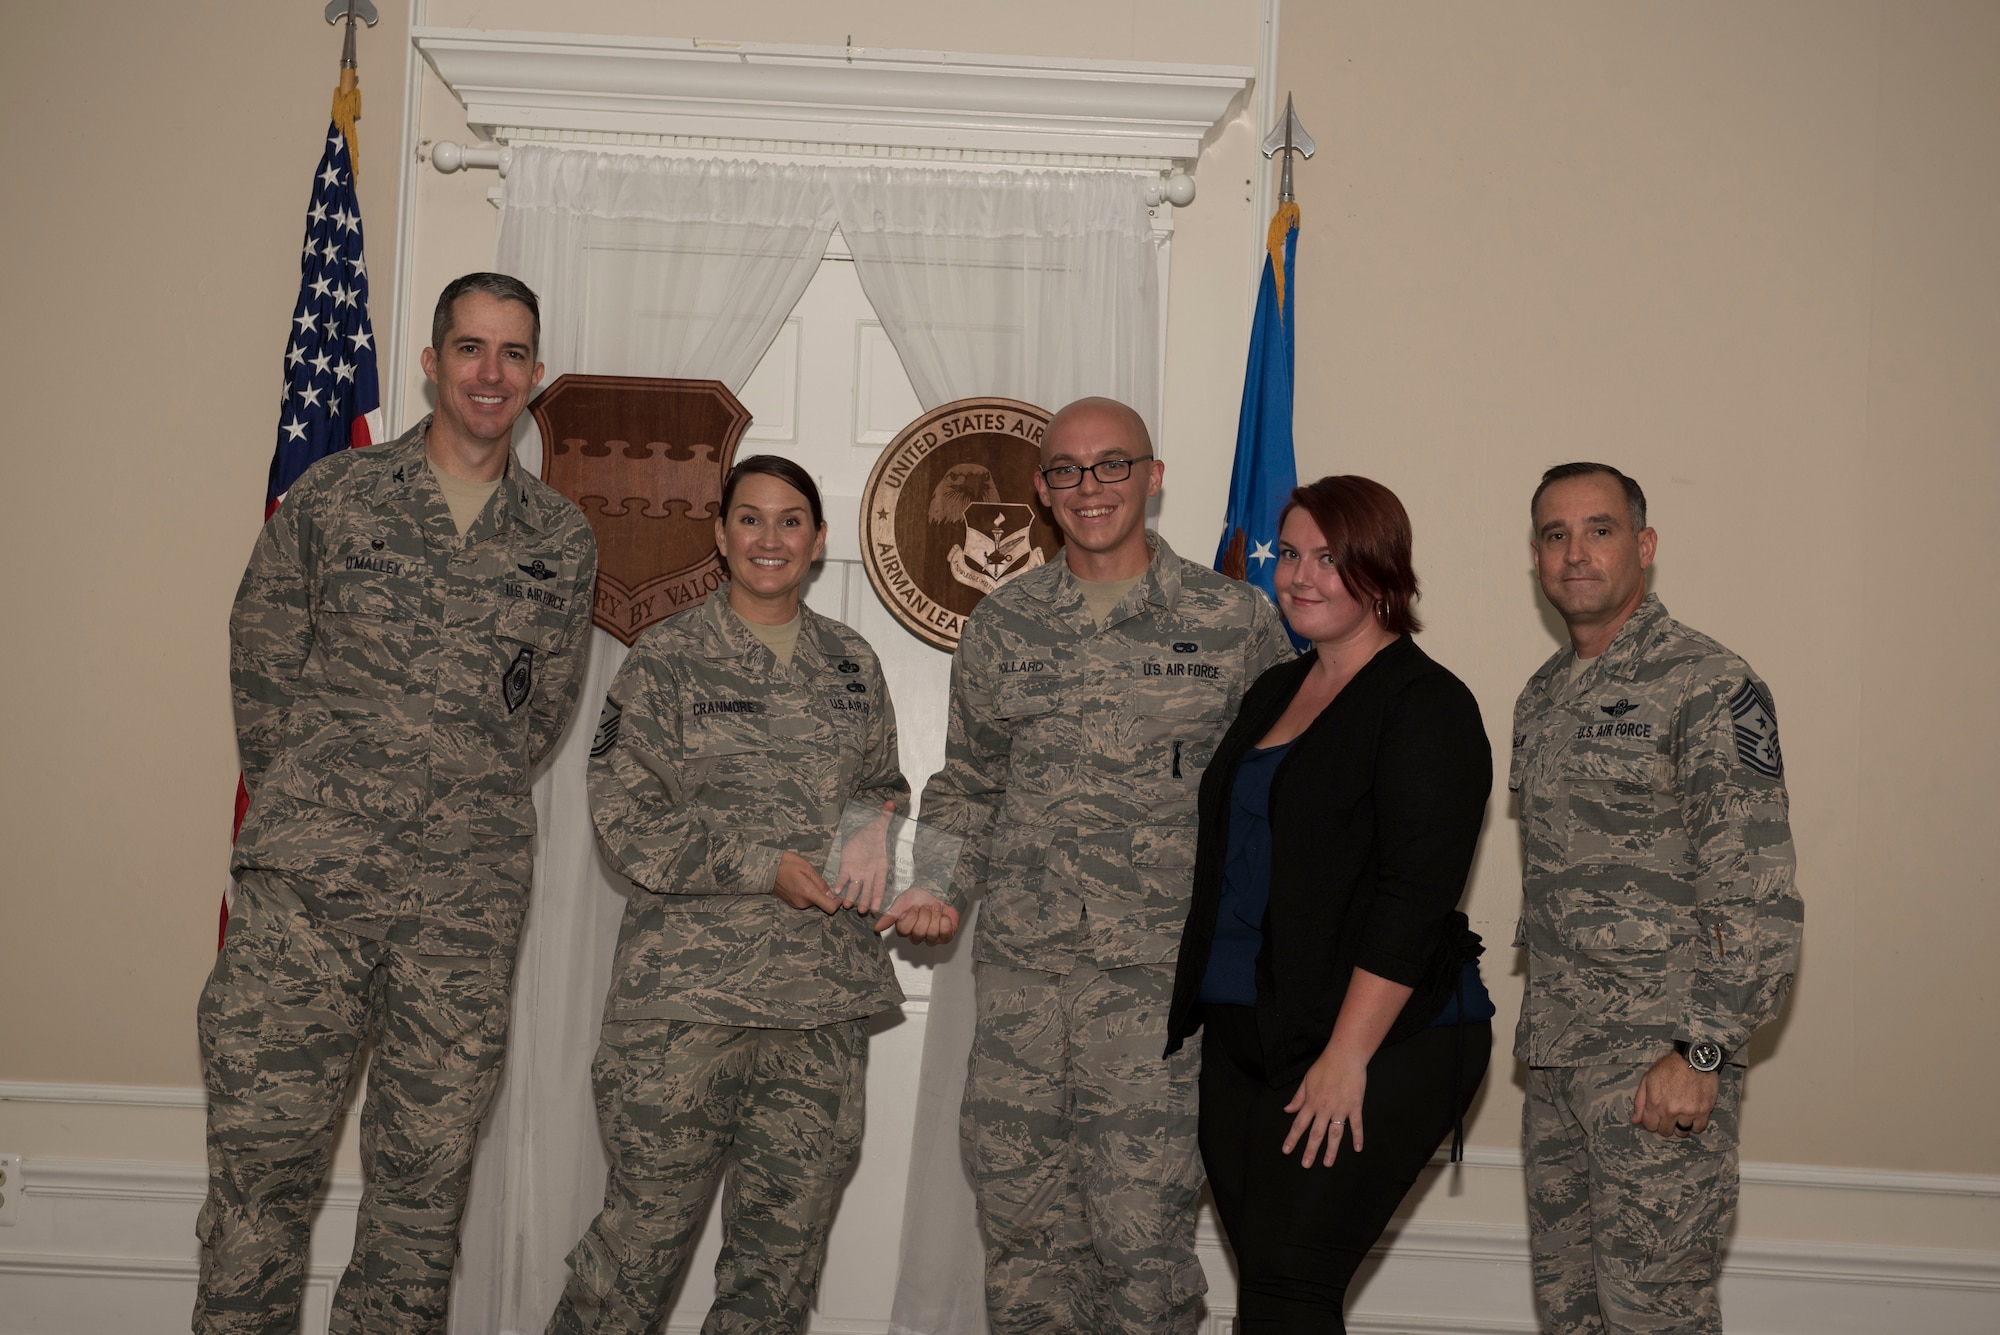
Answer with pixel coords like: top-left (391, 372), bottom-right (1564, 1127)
top-left (1038, 456), bottom-right (1153, 489)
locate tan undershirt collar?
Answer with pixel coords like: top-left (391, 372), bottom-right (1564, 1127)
top-left (433, 466), bottom-right (502, 536)
top-left (743, 612), bottom-right (802, 669)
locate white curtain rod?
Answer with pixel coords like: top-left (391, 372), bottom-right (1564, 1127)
top-left (424, 139), bottom-right (1198, 206)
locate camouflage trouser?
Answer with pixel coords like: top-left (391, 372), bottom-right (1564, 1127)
top-left (962, 961), bottom-right (1206, 1335)
top-left (194, 872), bottom-right (513, 1335)
top-left (547, 1017), bottom-right (869, 1335)
top-left (1525, 1063), bottom-right (1745, 1334)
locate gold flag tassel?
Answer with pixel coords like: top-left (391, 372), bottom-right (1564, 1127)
top-left (1260, 93), bottom-right (1315, 315)
top-left (1268, 200), bottom-right (1300, 315)
top-left (333, 67), bottom-right (361, 177)
top-left (327, 0), bottom-right (378, 177)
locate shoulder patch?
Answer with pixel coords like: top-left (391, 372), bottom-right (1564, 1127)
top-left (590, 698), bottom-right (621, 758)
top-left (1729, 679), bottom-right (1783, 779)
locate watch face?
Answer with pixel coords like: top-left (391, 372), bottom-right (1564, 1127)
top-left (1688, 1041), bottom-right (1724, 1072)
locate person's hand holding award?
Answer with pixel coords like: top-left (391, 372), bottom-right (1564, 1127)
top-left (830, 800), bottom-right (896, 916)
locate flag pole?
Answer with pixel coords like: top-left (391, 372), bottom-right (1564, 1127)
top-left (1214, 93), bottom-right (1316, 650)
top-left (326, 1), bottom-right (378, 176)
top-left (1258, 93), bottom-right (1315, 313)
top-left (222, 0), bottom-right (386, 950)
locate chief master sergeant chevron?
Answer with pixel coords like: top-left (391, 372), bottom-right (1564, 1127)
top-left (196, 273), bottom-right (597, 1334)
top-left (1513, 462), bottom-right (1801, 1334)
top-left (919, 397), bottom-right (1293, 1335)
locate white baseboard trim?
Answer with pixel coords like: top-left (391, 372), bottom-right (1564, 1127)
top-left (1438, 1143), bottom-right (2000, 1198)
top-left (21, 1155), bottom-right (362, 1208)
top-left (1724, 1234), bottom-right (2000, 1291)
top-left (8, 1080), bottom-right (1994, 1196)
top-left (0, 1144), bottom-right (1995, 1335)
top-left (1343, 1319), bottom-right (1539, 1335)
top-left (0, 1080), bottom-right (206, 1108)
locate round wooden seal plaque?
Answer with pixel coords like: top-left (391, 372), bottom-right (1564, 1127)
top-left (860, 397), bottom-right (1063, 652)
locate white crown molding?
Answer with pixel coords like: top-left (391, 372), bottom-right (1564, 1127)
top-left (412, 28), bottom-right (1252, 165)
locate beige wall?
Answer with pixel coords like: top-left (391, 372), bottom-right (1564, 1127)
top-left (2, 0), bottom-right (1993, 1254)
top-left (0, 3), bottom-right (411, 1090)
top-left (1278, 0), bottom-right (1998, 1178)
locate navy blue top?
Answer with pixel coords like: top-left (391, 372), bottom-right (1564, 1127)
top-left (1195, 737), bottom-right (1496, 1025)
top-left (1197, 740), bottom-right (1293, 1006)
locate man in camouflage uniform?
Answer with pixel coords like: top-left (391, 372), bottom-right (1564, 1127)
top-left (547, 579), bottom-right (913, 1334)
top-left (1513, 462), bottom-right (1802, 1334)
top-left (199, 273), bottom-right (597, 1333)
top-left (920, 398), bottom-right (1293, 1334)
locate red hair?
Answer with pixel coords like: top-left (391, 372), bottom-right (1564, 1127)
top-left (1279, 475), bottom-right (1423, 636)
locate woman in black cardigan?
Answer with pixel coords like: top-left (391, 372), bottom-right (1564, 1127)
top-left (1166, 475), bottom-right (1493, 1332)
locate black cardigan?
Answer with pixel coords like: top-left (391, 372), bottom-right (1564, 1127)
top-left (1164, 635), bottom-right (1492, 1086)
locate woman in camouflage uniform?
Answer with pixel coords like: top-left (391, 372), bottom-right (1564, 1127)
top-left (548, 457), bottom-right (952, 1335)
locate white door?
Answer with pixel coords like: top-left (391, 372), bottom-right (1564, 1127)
top-left (654, 246), bottom-right (964, 1331)
top-left (735, 246), bottom-right (957, 827)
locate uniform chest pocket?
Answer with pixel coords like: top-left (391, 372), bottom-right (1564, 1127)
top-left (1563, 753), bottom-right (1675, 860)
top-left (995, 678), bottom-right (1071, 741)
top-left (684, 709), bottom-right (769, 758)
top-left (1137, 692), bottom-right (1227, 776)
top-left (493, 602), bottom-right (565, 717)
top-left (320, 569), bottom-right (417, 619)
top-left (1563, 905), bottom-right (1680, 959)
top-left (495, 600), bottom-right (564, 652)
top-left (313, 572), bottom-right (422, 697)
top-left (818, 684), bottom-right (872, 756)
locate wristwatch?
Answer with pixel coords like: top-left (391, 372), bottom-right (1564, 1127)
top-left (1675, 1039), bottom-right (1725, 1073)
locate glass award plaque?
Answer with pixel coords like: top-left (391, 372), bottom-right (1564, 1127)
top-left (822, 800), bottom-right (965, 922)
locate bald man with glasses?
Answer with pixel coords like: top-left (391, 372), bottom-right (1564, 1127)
top-left (918, 398), bottom-right (1293, 1335)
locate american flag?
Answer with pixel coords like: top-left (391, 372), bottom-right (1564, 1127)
top-left (227, 118), bottom-right (383, 945)
top-left (267, 119), bottom-right (382, 516)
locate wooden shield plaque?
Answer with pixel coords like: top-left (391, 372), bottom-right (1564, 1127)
top-left (860, 398), bottom-right (1062, 652)
top-left (531, 374), bottom-right (748, 645)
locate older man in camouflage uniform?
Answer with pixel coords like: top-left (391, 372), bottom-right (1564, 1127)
top-left (198, 273), bottom-right (597, 1333)
top-left (1513, 462), bottom-right (1802, 1334)
top-left (920, 398), bottom-right (1293, 1335)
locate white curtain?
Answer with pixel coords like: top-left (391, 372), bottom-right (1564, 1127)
top-left (450, 145), bottom-right (837, 1335)
top-left (446, 148), bottom-right (1161, 1335)
top-left (838, 166), bottom-right (1162, 440)
top-left (844, 167), bottom-right (1163, 1335)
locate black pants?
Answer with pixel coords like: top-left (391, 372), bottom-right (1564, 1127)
top-left (1199, 1006), bottom-right (1491, 1334)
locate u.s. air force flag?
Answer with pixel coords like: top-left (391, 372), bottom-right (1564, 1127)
top-left (1215, 200), bottom-right (1309, 651)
